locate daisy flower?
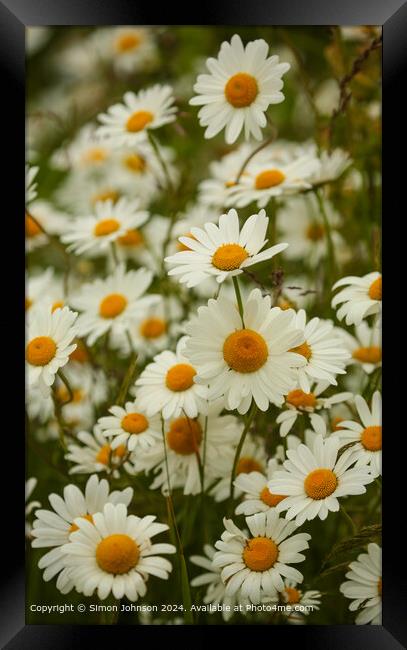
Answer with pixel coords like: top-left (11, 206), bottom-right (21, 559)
top-left (311, 148), bottom-right (352, 185)
top-left (55, 172), bottom-right (129, 216)
top-left (26, 164), bottom-right (39, 203)
top-left (60, 503), bottom-right (175, 601)
top-left (332, 272), bottom-right (382, 326)
top-left (134, 336), bottom-right (208, 420)
top-left (290, 309), bottom-right (350, 393)
top-left (336, 321), bottom-right (381, 375)
top-left (276, 380), bottom-right (352, 437)
top-left (165, 208), bottom-right (288, 288)
top-left (61, 197), bottom-right (149, 256)
top-left (336, 391), bottom-right (381, 478)
top-left (26, 305), bottom-right (78, 396)
top-left (26, 200), bottom-right (71, 252)
top-left (51, 124), bottom-right (113, 172)
top-left (26, 478), bottom-right (41, 538)
top-left (268, 434), bottom-right (374, 525)
top-left (277, 195), bottom-right (349, 268)
top-left (213, 511), bottom-right (311, 604)
top-left (190, 544), bottom-right (250, 621)
top-left (31, 475), bottom-right (132, 593)
top-left (340, 543), bottom-right (382, 624)
top-left (190, 34), bottom-right (290, 144)
top-left (96, 85), bottom-right (177, 147)
top-left (98, 401), bottom-right (162, 452)
top-left (65, 426), bottom-right (129, 476)
top-left (93, 27), bottom-right (158, 74)
top-left (234, 459), bottom-right (288, 516)
top-left (131, 399), bottom-right (240, 495)
top-left (72, 264), bottom-right (158, 345)
top-left (279, 579), bottom-right (322, 624)
top-left (225, 155), bottom-right (320, 208)
top-left (26, 268), bottom-right (54, 313)
top-left (185, 289), bottom-right (306, 414)
top-left (211, 434), bottom-right (268, 502)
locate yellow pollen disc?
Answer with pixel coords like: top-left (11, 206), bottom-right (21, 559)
top-left (56, 386), bottom-right (83, 403)
top-left (378, 578), bottom-right (382, 597)
top-left (25, 214), bottom-right (42, 238)
top-left (113, 444), bottom-right (127, 459)
top-left (92, 190), bottom-right (120, 205)
top-left (126, 110), bottom-right (154, 133)
top-left (121, 413), bottom-right (149, 435)
top-left (81, 147), bottom-right (107, 165)
top-left (255, 169), bottom-right (286, 190)
top-left (278, 298), bottom-right (294, 310)
top-left (117, 229), bottom-right (144, 247)
top-left (243, 537), bottom-right (279, 572)
top-left (225, 180), bottom-right (237, 188)
top-left (223, 329), bottom-right (268, 374)
top-left (224, 73), bottom-right (258, 108)
top-left (116, 33), bottom-right (142, 53)
top-left (94, 218), bottom-right (120, 237)
top-left (368, 276), bottom-right (382, 301)
top-left (96, 534), bottom-right (140, 575)
top-left (212, 243), bottom-right (248, 271)
top-left (165, 363), bottom-right (196, 392)
top-left (140, 317), bottom-right (167, 339)
top-left (69, 513), bottom-right (94, 533)
top-left (260, 486), bottom-right (286, 507)
top-left (361, 425), bottom-right (382, 451)
top-left (286, 389), bottom-right (317, 409)
top-left (51, 301), bottom-right (64, 313)
top-left (124, 153), bottom-right (146, 173)
top-left (99, 293), bottom-right (128, 319)
top-left (167, 417), bottom-right (202, 455)
top-left (332, 416), bottom-right (344, 431)
top-left (285, 586), bottom-right (301, 604)
top-left (69, 340), bottom-right (89, 363)
top-left (352, 346), bottom-right (382, 364)
top-left (304, 468), bottom-right (337, 500)
top-left (290, 342), bottom-right (312, 361)
top-left (25, 298), bottom-right (33, 310)
top-left (236, 456), bottom-right (264, 475)
top-left (177, 232), bottom-right (196, 252)
top-left (96, 444), bottom-right (112, 465)
top-left (306, 223), bottom-right (325, 241)
top-left (26, 336), bottom-right (57, 366)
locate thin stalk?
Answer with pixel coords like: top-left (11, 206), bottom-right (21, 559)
top-left (110, 241), bottom-right (119, 267)
top-left (148, 131), bottom-right (174, 194)
top-left (229, 404), bottom-right (258, 501)
top-left (232, 276), bottom-right (245, 327)
top-left (340, 504), bottom-right (357, 536)
top-left (116, 345), bottom-right (138, 407)
top-left (315, 189), bottom-right (337, 285)
top-left (234, 122), bottom-right (278, 184)
top-left (52, 369), bottom-right (74, 450)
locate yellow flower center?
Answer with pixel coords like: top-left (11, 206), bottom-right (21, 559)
top-left (114, 444), bottom-right (127, 459)
top-left (117, 229), bottom-right (144, 247)
top-left (290, 342), bottom-right (312, 361)
top-left (236, 456), bottom-right (264, 475)
top-left (306, 223), bottom-right (325, 241)
top-left (352, 346), bottom-right (382, 364)
top-left (223, 329), bottom-right (268, 373)
top-left (96, 534), bottom-right (140, 575)
top-left (286, 389), bottom-right (317, 409)
top-left (212, 243), bottom-right (249, 271)
top-left (243, 537), bottom-right (279, 572)
top-left (260, 486), bottom-right (287, 507)
top-left (167, 417), bottom-right (202, 455)
top-left (332, 416), bottom-right (344, 431)
top-left (92, 190), bottom-right (120, 205)
top-left (285, 586), bottom-right (301, 604)
top-left (25, 298), bottom-right (33, 310)
top-left (121, 413), bottom-right (149, 435)
top-left (94, 218), bottom-right (120, 237)
top-left (26, 336), bottom-right (57, 366)
top-left (361, 425), bottom-right (382, 451)
top-left (25, 213), bottom-right (42, 238)
top-left (140, 317), bottom-right (167, 339)
top-left (224, 73), bottom-right (258, 108)
top-left (81, 147), bottom-right (107, 165)
top-left (255, 169), bottom-right (286, 190)
top-left (116, 33), bottom-right (142, 53)
top-left (124, 153), bottom-right (147, 173)
top-left (96, 444), bottom-right (112, 465)
top-left (304, 468), bottom-right (337, 500)
top-left (165, 363), bottom-right (196, 392)
top-left (368, 276), bottom-right (382, 301)
top-left (69, 513), bottom-right (94, 533)
top-left (51, 301), bottom-right (64, 313)
top-left (69, 340), bottom-right (89, 363)
top-left (56, 386), bottom-right (83, 403)
top-left (278, 297), bottom-right (294, 310)
top-left (99, 293), bottom-right (128, 319)
top-left (126, 110), bottom-right (154, 133)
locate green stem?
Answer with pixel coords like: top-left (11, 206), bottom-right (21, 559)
top-left (315, 189), bottom-right (337, 286)
top-left (52, 370), bottom-right (74, 450)
top-left (229, 404), bottom-right (258, 501)
top-left (110, 241), bottom-right (119, 267)
top-left (232, 276), bottom-right (245, 327)
top-left (116, 347), bottom-right (138, 407)
top-left (340, 504), bottom-right (357, 536)
top-left (148, 131), bottom-right (174, 194)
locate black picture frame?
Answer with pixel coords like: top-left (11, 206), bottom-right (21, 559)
top-left (3, 1), bottom-right (402, 647)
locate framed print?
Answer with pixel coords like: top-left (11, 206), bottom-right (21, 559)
top-left (0, 0), bottom-right (402, 646)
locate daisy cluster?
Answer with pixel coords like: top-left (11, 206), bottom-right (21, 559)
top-left (26, 27), bottom-right (381, 625)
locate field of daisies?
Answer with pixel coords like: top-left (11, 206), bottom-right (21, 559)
top-left (26, 26), bottom-right (382, 625)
